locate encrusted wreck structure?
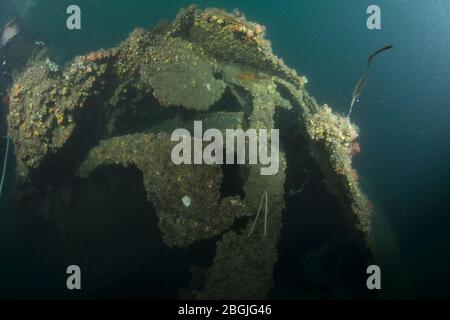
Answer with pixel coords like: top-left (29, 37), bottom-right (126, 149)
top-left (5, 6), bottom-right (374, 298)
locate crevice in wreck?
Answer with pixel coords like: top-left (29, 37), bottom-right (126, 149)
top-left (276, 83), bottom-right (303, 116)
top-left (228, 85), bottom-right (254, 129)
top-left (209, 86), bottom-right (242, 113)
top-left (111, 92), bottom-right (184, 136)
top-left (271, 107), bottom-right (373, 299)
top-left (220, 161), bottom-right (245, 200)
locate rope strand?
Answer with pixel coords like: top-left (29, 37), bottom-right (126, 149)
top-left (0, 136), bottom-right (10, 199)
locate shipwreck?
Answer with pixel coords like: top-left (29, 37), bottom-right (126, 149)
top-left (3, 6), bottom-right (376, 298)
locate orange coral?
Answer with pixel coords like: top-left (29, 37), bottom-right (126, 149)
top-left (254, 24), bottom-right (265, 35)
top-left (227, 23), bottom-right (259, 40)
top-left (85, 50), bottom-right (110, 62)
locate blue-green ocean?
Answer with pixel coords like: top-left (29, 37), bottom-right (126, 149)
top-left (0, 0), bottom-right (449, 299)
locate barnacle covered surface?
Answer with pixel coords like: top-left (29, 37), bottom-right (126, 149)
top-left (6, 5), bottom-right (373, 299)
top-left (141, 37), bottom-right (226, 111)
top-left (7, 57), bottom-right (109, 182)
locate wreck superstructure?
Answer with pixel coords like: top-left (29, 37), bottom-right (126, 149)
top-left (5, 6), bottom-right (373, 298)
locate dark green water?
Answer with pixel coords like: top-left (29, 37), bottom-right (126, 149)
top-left (1, 0), bottom-right (449, 299)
